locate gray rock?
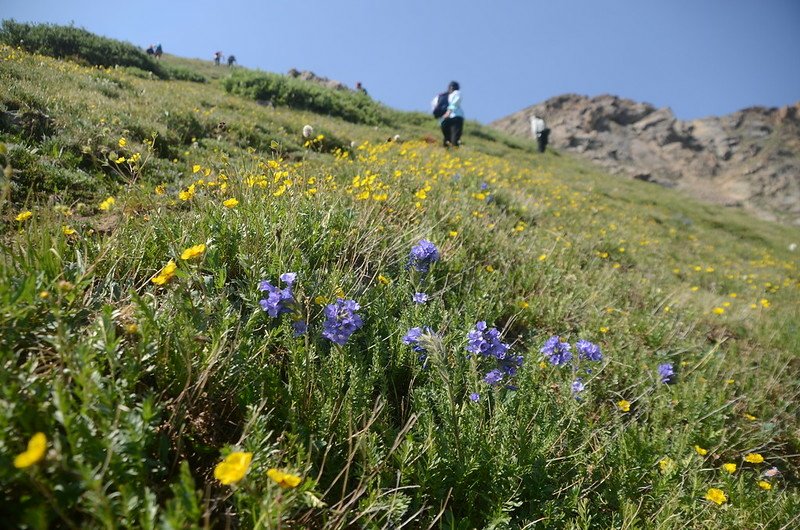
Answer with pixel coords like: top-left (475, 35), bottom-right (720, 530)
top-left (491, 95), bottom-right (800, 224)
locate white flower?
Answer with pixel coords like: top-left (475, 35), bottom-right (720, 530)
top-left (302, 125), bottom-right (314, 138)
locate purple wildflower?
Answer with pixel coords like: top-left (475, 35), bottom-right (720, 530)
top-left (469, 392), bottom-right (480, 402)
top-left (412, 292), bottom-right (429, 304)
top-left (292, 320), bottom-right (307, 337)
top-left (258, 275), bottom-right (296, 318)
top-left (467, 322), bottom-right (523, 379)
top-left (484, 369), bottom-right (504, 386)
top-left (322, 298), bottom-right (364, 346)
top-left (571, 378), bottom-right (585, 394)
top-left (402, 327), bottom-right (426, 352)
top-left (540, 336), bottom-right (572, 366)
top-left (576, 340), bottom-right (602, 362)
top-left (658, 363), bottom-right (675, 384)
top-left (408, 239), bottom-right (440, 274)
top-left (280, 272), bottom-right (297, 285)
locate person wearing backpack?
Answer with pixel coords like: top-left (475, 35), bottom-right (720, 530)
top-left (433, 81), bottom-right (464, 147)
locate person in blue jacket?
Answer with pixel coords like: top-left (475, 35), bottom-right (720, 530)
top-left (440, 81), bottom-right (464, 147)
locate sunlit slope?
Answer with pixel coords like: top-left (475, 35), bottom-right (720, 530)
top-left (1, 43), bottom-right (799, 528)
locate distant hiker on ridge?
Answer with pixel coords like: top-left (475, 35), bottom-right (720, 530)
top-left (227, 54), bottom-right (236, 67)
top-left (146, 44), bottom-right (155, 56)
top-left (214, 51), bottom-right (222, 65)
top-left (155, 43), bottom-right (163, 59)
top-left (356, 81), bottom-right (368, 95)
top-left (432, 81), bottom-right (464, 148)
top-left (530, 114), bottom-right (550, 153)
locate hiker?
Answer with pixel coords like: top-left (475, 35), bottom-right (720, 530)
top-left (146, 44), bottom-right (155, 56)
top-left (438, 81), bottom-right (464, 148)
top-left (355, 81), bottom-right (368, 95)
top-left (214, 51), bottom-right (222, 66)
top-left (227, 54), bottom-right (236, 67)
top-left (154, 43), bottom-right (163, 59)
top-left (530, 114), bottom-right (550, 153)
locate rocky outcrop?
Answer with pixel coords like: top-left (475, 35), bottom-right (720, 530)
top-left (491, 94), bottom-right (800, 224)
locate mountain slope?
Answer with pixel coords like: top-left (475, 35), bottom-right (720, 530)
top-left (491, 94), bottom-right (800, 224)
top-left (1, 29), bottom-right (800, 529)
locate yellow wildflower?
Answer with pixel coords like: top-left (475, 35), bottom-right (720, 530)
top-left (151, 260), bottom-right (177, 285)
top-left (192, 164), bottom-right (201, 174)
top-left (744, 453), bottom-right (764, 464)
top-left (538, 254), bottom-right (547, 261)
top-left (485, 265), bottom-right (495, 273)
top-left (181, 244), bottom-right (206, 261)
top-left (658, 457), bottom-right (675, 474)
top-left (15, 210), bottom-right (32, 222)
top-left (694, 445), bottom-right (708, 456)
top-left (518, 300), bottom-right (529, 309)
top-left (39, 291), bottom-right (50, 300)
top-left (377, 275), bottom-right (391, 286)
top-left (62, 226), bottom-right (76, 236)
top-left (449, 230), bottom-right (458, 238)
top-left (213, 452), bottom-right (253, 485)
top-left (712, 307), bottom-right (725, 315)
top-left (125, 323), bottom-right (139, 334)
top-left (118, 137), bottom-right (127, 148)
top-left (743, 413), bottom-right (757, 421)
top-left (13, 432), bottom-right (47, 468)
top-left (759, 298), bottom-right (770, 308)
top-left (704, 488), bottom-right (727, 505)
top-left (155, 184), bottom-right (166, 195)
top-left (722, 463), bottom-right (737, 474)
top-left (99, 197), bottom-right (115, 211)
top-left (222, 198), bottom-right (239, 208)
top-left (115, 156), bottom-right (126, 164)
top-left (757, 480), bottom-right (772, 491)
top-left (599, 326), bottom-right (609, 334)
top-left (267, 468), bottom-right (302, 488)
top-left (617, 400), bottom-right (631, 412)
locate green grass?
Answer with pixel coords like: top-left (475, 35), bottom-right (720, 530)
top-left (1, 32), bottom-right (799, 529)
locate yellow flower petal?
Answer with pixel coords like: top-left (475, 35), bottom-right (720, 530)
top-left (213, 452), bottom-right (252, 485)
top-left (15, 210), bottom-right (33, 222)
top-left (267, 468), bottom-right (302, 488)
top-left (744, 453), bottom-right (764, 464)
top-left (13, 432), bottom-right (47, 468)
top-left (704, 488), bottom-right (727, 505)
top-left (181, 244), bottom-right (206, 261)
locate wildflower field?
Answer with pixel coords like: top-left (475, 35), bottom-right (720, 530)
top-left (1, 29), bottom-right (799, 529)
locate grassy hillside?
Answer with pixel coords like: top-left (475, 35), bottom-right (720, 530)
top-left (1, 29), bottom-right (799, 529)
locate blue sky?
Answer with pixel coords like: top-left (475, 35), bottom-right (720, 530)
top-left (3, 0), bottom-right (799, 124)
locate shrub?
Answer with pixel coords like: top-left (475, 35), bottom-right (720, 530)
top-left (224, 71), bottom-right (391, 125)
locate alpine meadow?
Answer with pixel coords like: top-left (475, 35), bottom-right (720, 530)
top-left (1, 22), bottom-right (799, 530)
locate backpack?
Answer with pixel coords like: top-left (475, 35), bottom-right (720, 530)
top-left (432, 92), bottom-right (449, 118)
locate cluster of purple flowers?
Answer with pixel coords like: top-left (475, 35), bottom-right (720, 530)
top-left (322, 298), bottom-right (364, 346)
top-left (467, 321), bottom-right (523, 386)
top-left (258, 272), bottom-right (297, 317)
top-left (541, 336), bottom-right (603, 397)
top-left (258, 273), bottom-right (307, 337)
top-left (408, 239), bottom-right (440, 274)
top-left (540, 336), bottom-right (572, 366)
top-left (658, 363), bottom-right (675, 384)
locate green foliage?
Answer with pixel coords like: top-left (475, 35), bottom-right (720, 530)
top-left (224, 70), bottom-right (400, 126)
